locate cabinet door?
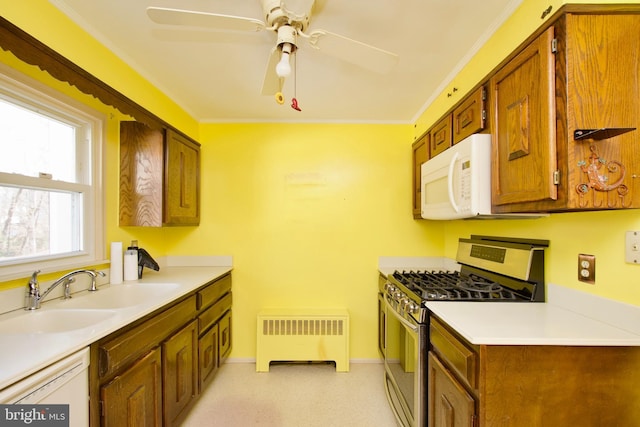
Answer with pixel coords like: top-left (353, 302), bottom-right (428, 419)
top-left (119, 121), bottom-right (164, 226)
top-left (218, 311), bottom-right (232, 364)
top-left (412, 134), bottom-right (429, 218)
top-left (566, 14), bottom-right (640, 209)
top-left (453, 86), bottom-right (485, 144)
top-left (490, 26), bottom-right (557, 208)
top-left (428, 352), bottom-right (475, 427)
top-left (430, 115), bottom-right (453, 158)
top-left (165, 129), bottom-right (200, 225)
top-left (198, 323), bottom-right (219, 393)
top-left (163, 320), bottom-right (198, 427)
top-left (101, 348), bottom-right (162, 427)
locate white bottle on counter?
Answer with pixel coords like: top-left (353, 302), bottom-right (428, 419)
top-left (123, 240), bottom-right (138, 281)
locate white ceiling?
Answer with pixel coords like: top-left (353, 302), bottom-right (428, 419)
top-left (49, 0), bottom-right (522, 123)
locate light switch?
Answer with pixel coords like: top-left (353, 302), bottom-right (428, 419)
top-left (625, 231), bottom-right (640, 264)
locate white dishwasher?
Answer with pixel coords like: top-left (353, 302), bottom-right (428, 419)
top-left (0, 347), bottom-right (89, 427)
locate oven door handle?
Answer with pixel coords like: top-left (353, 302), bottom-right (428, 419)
top-left (384, 297), bottom-right (419, 333)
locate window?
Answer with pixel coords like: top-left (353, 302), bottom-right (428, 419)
top-left (0, 65), bottom-right (104, 281)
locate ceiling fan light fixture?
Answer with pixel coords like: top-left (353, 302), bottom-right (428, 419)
top-left (276, 44), bottom-right (292, 77)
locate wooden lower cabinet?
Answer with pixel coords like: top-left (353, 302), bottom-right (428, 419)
top-left (163, 320), bottom-right (198, 426)
top-left (90, 273), bottom-right (233, 426)
top-left (428, 352), bottom-right (475, 427)
top-left (101, 348), bottom-right (162, 427)
top-left (429, 316), bottom-right (640, 427)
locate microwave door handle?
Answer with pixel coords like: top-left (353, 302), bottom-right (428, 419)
top-left (448, 152), bottom-right (460, 212)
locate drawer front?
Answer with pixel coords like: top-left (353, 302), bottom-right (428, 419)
top-left (199, 293), bottom-right (232, 334)
top-left (197, 273), bottom-right (232, 310)
top-left (430, 318), bottom-right (477, 389)
top-left (99, 296), bottom-right (197, 378)
top-left (452, 86), bottom-right (485, 144)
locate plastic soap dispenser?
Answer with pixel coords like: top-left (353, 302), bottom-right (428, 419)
top-left (124, 240), bottom-right (139, 281)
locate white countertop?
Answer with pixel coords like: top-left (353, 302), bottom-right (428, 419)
top-left (426, 300), bottom-right (640, 346)
top-left (379, 257), bottom-right (640, 346)
top-left (0, 266), bottom-right (232, 391)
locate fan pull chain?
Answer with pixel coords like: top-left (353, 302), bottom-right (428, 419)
top-left (291, 51), bottom-right (301, 111)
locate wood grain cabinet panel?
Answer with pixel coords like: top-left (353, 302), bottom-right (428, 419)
top-left (218, 311), bottom-right (232, 364)
top-left (490, 26), bottom-right (557, 208)
top-left (100, 348), bottom-right (162, 427)
top-left (90, 274), bottom-right (233, 426)
top-left (98, 297), bottom-right (196, 379)
top-left (164, 129), bottom-right (200, 225)
top-left (198, 323), bottom-right (219, 393)
top-left (428, 352), bottom-right (475, 427)
top-left (429, 316), bottom-right (640, 426)
top-left (412, 134), bottom-right (429, 219)
top-left (119, 122), bottom-right (164, 226)
top-left (491, 10), bottom-right (640, 213)
top-left (163, 320), bottom-right (198, 427)
top-left (452, 86), bottom-right (486, 144)
top-left (120, 122), bottom-right (201, 226)
top-left (430, 115), bottom-right (453, 158)
top-left (564, 13), bottom-right (640, 210)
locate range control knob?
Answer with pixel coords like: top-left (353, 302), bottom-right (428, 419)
top-left (405, 302), bottom-right (419, 314)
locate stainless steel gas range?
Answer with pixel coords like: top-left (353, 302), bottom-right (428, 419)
top-left (379, 235), bottom-right (549, 427)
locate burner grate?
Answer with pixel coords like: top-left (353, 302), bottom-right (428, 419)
top-left (392, 270), bottom-right (522, 301)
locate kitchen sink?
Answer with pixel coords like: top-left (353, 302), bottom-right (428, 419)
top-left (0, 309), bottom-right (116, 335)
top-left (55, 282), bottom-right (181, 310)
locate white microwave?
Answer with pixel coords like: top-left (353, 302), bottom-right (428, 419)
top-left (420, 133), bottom-right (494, 219)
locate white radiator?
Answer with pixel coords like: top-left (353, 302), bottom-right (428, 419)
top-left (256, 308), bottom-right (349, 372)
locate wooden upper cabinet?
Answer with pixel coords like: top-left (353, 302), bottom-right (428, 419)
top-left (412, 134), bottom-right (429, 219)
top-left (453, 86), bottom-right (486, 144)
top-left (564, 13), bottom-right (640, 210)
top-left (120, 122), bottom-right (201, 226)
top-left (430, 115), bottom-right (453, 158)
top-left (491, 10), bottom-right (640, 213)
top-left (164, 129), bottom-right (201, 225)
top-left (490, 26), bottom-right (557, 209)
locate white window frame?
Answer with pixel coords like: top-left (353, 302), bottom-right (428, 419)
top-left (0, 63), bottom-right (105, 281)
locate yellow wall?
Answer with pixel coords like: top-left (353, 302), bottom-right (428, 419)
top-left (2, 0), bottom-right (640, 361)
top-left (192, 123), bottom-right (443, 358)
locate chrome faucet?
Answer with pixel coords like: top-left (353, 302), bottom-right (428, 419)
top-left (25, 269), bottom-right (105, 310)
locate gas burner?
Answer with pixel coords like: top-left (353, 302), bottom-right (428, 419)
top-left (392, 270), bottom-right (525, 301)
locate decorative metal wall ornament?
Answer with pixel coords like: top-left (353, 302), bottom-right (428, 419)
top-left (576, 144), bottom-right (629, 208)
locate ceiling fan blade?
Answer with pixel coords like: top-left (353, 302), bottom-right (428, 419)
top-left (147, 7), bottom-right (265, 32)
top-left (306, 30), bottom-right (399, 74)
top-left (261, 47), bottom-right (284, 96)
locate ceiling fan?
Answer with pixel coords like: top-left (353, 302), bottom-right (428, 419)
top-left (146, 0), bottom-right (399, 109)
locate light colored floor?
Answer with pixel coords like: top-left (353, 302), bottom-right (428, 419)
top-left (181, 362), bottom-right (398, 427)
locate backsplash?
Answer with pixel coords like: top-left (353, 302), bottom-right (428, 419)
top-left (0, 255), bottom-right (233, 315)
top-left (0, 268), bottom-right (110, 315)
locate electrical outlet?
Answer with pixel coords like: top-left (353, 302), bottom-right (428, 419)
top-left (578, 254), bottom-right (595, 284)
top-left (625, 231), bottom-right (640, 264)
